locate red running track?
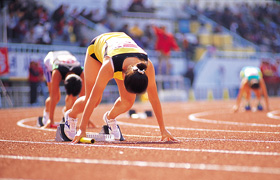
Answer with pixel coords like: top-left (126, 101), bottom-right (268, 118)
top-left (0, 98), bottom-right (280, 180)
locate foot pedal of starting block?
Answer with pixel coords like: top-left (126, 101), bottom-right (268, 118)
top-left (99, 125), bottom-right (125, 141)
top-left (86, 133), bottom-right (115, 142)
top-left (55, 124), bottom-right (125, 142)
top-left (37, 116), bottom-right (43, 127)
top-left (117, 125), bottom-right (125, 141)
top-left (55, 123), bottom-right (71, 142)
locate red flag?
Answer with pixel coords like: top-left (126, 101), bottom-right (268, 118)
top-left (0, 47), bottom-right (9, 75)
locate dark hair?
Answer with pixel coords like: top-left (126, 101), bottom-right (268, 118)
top-left (250, 83), bottom-right (260, 89)
top-left (124, 63), bottom-right (148, 94)
top-left (249, 79), bottom-right (260, 89)
top-left (64, 74), bottom-right (82, 96)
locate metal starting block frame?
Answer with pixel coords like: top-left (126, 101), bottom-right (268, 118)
top-left (55, 123), bottom-right (125, 142)
top-left (37, 116), bottom-right (44, 127)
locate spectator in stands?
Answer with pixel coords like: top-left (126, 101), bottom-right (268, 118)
top-left (40, 27), bottom-right (52, 44)
top-left (51, 4), bottom-right (65, 23)
top-left (28, 61), bottom-right (40, 106)
top-left (72, 19), bottom-right (83, 42)
top-left (127, 0), bottom-right (154, 13)
top-left (54, 17), bottom-right (66, 36)
top-left (129, 23), bottom-right (144, 47)
top-left (127, 0), bottom-right (146, 12)
top-left (118, 24), bottom-right (130, 35)
top-left (70, 7), bottom-right (80, 18)
top-left (260, 59), bottom-right (278, 96)
top-left (63, 32), bottom-right (176, 143)
top-left (33, 21), bottom-right (44, 43)
top-left (203, 2), bottom-right (280, 53)
top-left (79, 38), bottom-right (88, 47)
top-left (184, 65), bottom-right (195, 88)
top-left (142, 24), bottom-right (154, 49)
top-left (198, 23), bottom-right (210, 34)
top-left (23, 27), bottom-right (37, 44)
top-left (129, 23), bottom-right (143, 38)
top-left (153, 25), bottom-right (180, 75)
top-left (182, 34), bottom-right (198, 61)
top-left (13, 18), bottom-right (28, 43)
top-left (6, 10), bottom-right (18, 42)
top-left (233, 66), bottom-right (270, 112)
top-left (37, 62), bottom-right (48, 101)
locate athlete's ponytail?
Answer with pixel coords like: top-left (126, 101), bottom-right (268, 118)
top-left (124, 62), bottom-right (148, 94)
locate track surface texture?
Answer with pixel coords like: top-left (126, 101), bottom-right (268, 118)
top-left (1, 98), bottom-right (280, 180)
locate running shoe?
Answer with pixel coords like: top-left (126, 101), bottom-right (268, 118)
top-left (257, 104), bottom-right (263, 111)
top-left (42, 109), bottom-right (49, 125)
top-left (64, 109), bottom-right (77, 140)
top-left (103, 111), bottom-right (121, 140)
top-left (245, 105), bottom-right (251, 111)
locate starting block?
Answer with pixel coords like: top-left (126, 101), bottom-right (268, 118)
top-left (55, 123), bottom-right (125, 142)
top-left (128, 109), bottom-right (153, 119)
top-left (37, 116), bottom-right (44, 127)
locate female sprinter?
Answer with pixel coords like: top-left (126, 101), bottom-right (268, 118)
top-left (42, 51), bottom-right (95, 128)
top-left (64, 32), bottom-right (176, 142)
top-left (233, 66), bottom-right (270, 112)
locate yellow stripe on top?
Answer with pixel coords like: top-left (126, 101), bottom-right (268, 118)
top-left (87, 32), bottom-right (147, 80)
top-left (113, 71), bottom-right (123, 80)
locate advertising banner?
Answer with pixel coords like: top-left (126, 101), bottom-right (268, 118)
top-left (0, 47), bottom-right (9, 75)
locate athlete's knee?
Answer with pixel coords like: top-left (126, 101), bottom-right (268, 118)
top-left (52, 94), bottom-right (60, 104)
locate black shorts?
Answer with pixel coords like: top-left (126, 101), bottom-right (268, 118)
top-left (89, 37), bottom-right (100, 62)
top-left (55, 64), bottom-right (83, 80)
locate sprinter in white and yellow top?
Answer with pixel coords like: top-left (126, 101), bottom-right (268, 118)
top-left (63, 32), bottom-right (176, 142)
top-left (233, 66), bottom-right (270, 112)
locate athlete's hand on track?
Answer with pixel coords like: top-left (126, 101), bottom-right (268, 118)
top-left (160, 129), bottom-right (178, 142)
top-left (72, 129), bottom-right (86, 143)
top-left (233, 105), bottom-right (239, 113)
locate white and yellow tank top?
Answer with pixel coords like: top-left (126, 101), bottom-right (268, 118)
top-left (240, 66), bottom-right (262, 81)
top-left (88, 32), bottom-right (147, 80)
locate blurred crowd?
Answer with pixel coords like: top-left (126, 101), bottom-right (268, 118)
top-left (5, 0), bottom-right (88, 46)
top-left (201, 2), bottom-right (280, 53)
top-left (6, 0), bottom-right (52, 44)
top-left (3, 1), bottom-right (280, 72)
top-left (28, 61), bottom-right (48, 105)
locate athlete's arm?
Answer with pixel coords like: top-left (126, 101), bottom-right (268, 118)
top-left (79, 72), bottom-right (85, 96)
top-left (48, 70), bottom-right (62, 125)
top-left (260, 78), bottom-right (270, 110)
top-left (233, 79), bottom-right (246, 112)
top-left (146, 60), bottom-right (176, 141)
top-left (72, 60), bottom-right (113, 143)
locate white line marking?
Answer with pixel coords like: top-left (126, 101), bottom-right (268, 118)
top-left (17, 117), bottom-right (56, 132)
top-left (1, 154), bottom-right (280, 175)
top-left (267, 110), bottom-right (280, 120)
top-left (188, 110), bottom-right (280, 127)
top-left (118, 121), bottom-right (280, 134)
top-left (17, 117), bottom-right (280, 135)
top-left (1, 139), bottom-right (280, 156)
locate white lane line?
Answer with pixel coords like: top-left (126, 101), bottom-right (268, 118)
top-left (17, 117), bottom-right (55, 132)
top-left (1, 139), bottom-right (280, 156)
top-left (267, 110), bottom-right (280, 120)
top-left (17, 117), bottom-right (280, 135)
top-left (189, 110), bottom-right (280, 127)
top-left (1, 154), bottom-right (280, 175)
top-left (118, 121), bottom-right (280, 134)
